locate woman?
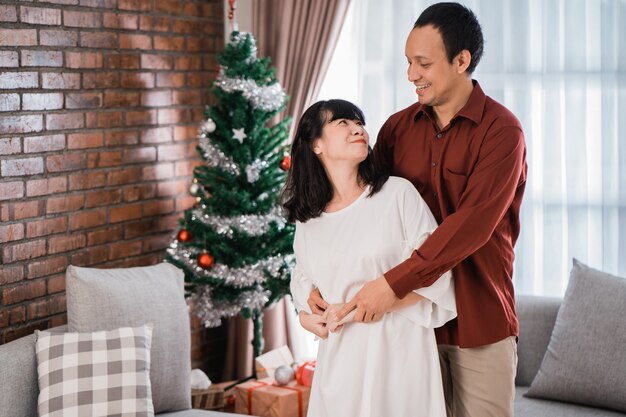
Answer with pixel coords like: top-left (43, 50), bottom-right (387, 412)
top-left (283, 99), bottom-right (456, 417)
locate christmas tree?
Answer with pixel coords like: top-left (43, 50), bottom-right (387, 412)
top-left (166, 31), bottom-right (294, 358)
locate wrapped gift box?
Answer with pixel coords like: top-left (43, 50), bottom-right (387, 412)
top-left (234, 378), bottom-right (310, 417)
top-left (255, 345), bottom-right (295, 379)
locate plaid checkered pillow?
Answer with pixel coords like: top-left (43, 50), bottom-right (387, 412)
top-left (35, 325), bottom-right (155, 417)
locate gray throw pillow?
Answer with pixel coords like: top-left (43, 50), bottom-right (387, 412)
top-left (66, 263), bottom-right (191, 413)
top-left (525, 259), bottom-right (626, 412)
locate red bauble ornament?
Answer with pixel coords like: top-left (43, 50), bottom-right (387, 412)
top-left (280, 155), bottom-right (291, 171)
top-left (197, 252), bottom-right (214, 269)
top-left (177, 229), bottom-right (193, 242)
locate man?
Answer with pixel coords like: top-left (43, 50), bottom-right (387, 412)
top-left (305, 3), bottom-right (527, 416)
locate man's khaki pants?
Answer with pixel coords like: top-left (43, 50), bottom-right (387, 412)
top-left (438, 336), bottom-right (517, 417)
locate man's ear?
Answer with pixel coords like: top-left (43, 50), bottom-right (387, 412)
top-left (455, 49), bottom-right (472, 73)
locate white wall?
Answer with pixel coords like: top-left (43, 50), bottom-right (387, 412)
top-left (224, 0), bottom-right (253, 41)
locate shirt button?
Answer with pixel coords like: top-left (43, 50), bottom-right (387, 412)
top-left (432, 162), bottom-right (436, 167)
top-left (434, 192), bottom-right (438, 197)
top-left (436, 133), bottom-right (443, 139)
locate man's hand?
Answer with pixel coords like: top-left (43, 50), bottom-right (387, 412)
top-left (335, 276), bottom-right (398, 323)
top-left (307, 287), bottom-right (329, 315)
top-left (299, 311), bottom-right (329, 339)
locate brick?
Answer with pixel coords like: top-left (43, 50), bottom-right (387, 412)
top-left (143, 233), bottom-right (171, 252)
top-left (66, 52), bottom-right (103, 68)
top-left (3, 239), bottom-right (46, 263)
top-left (158, 108), bottom-right (190, 124)
top-left (27, 256), bottom-right (68, 282)
top-left (24, 134), bottom-right (65, 153)
top-left (21, 50), bottom-right (63, 67)
top-left (40, 29), bottom-right (78, 46)
top-left (82, 72), bottom-right (119, 89)
top-left (108, 240), bottom-right (142, 260)
top-left (156, 213), bottom-right (179, 231)
top-left (66, 92), bottom-right (102, 109)
top-left (123, 218), bottom-right (154, 239)
top-left (186, 73), bottom-right (211, 88)
top-left (175, 56), bottom-right (202, 71)
top-left (87, 150), bottom-right (121, 168)
top-left (157, 179), bottom-right (188, 197)
top-left (0, 29), bottom-right (37, 46)
top-left (1, 157), bottom-right (44, 177)
top-left (140, 15), bottom-right (170, 32)
top-left (87, 224), bottom-right (122, 245)
top-left (158, 144), bottom-right (191, 161)
top-left (85, 111), bottom-right (122, 128)
top-left (141, 91), bottom-right (171, 107)
top-left (142, 163), bottom-right (173, 180)
top-left (155, 0), bottom-right (180, 14)
top-left (48, 233), bottom-right (86, 254)
top-left (173, 91), bottom-right (202, 106)
top-left (47, 113), bottom-right (84, 130)
top-left (0, 93), bottom-right (20, 112)
top-left (124, 110), bottom-right (156, 126)
top-left (120, 72), bottom-right (154, 88)
top-left (175, 160), bottom-right (197, 176)
top-left (0, 5), bottom-right (17, 22)
top-left (68, 171), bottom-right (106, 191)
top-left (122, 183), bottom-right (155, 202)
top-left (0, 223), bottom-right (24, 243)
top-left (5, 322), bottom-right (51, 343)
top-left (156, 72), bottom-right (185, 88)
top-left (63, 10), bottom-right (101, 28)
top-left (8, 305), bottom-right (26, 325)
top-left (0, 72), bottom-right (38, 89)
top-left (143, 199), bottom-right (174, 217)
top-left (79, 0), bottom-right (116, 7)
top-left (174, 125), bottom-right (199, 141)
top-left (103, 91), bottom-right (139, 107)
top-left (70, 245), bottom-right (107, 265)
top-left (42, 72), bottom-right (81, 89)
top-left (26, 216), bottom-right (67, 238)
top-left (12, 201), bottom-right (43, 220)
top-left (0, 115), bottom-right (43, 134)
top-left (2, 280), bottom-right (46, 305)
top-left (22, 93), bottom-right (63, 110)
top-left (119, 0), bottom-right (151, 12)
top-left (0, 265), bottom-right (24, 285)
top-left (28, 294), bottom-right (66, 319)
top-left (68, 208), bottom-right (106, 230)
top-left (47, 273), bottom-right (66, 294)
top-left (46, 194), bottom-right (84, 214)
top-left (105, 130), bottom-right (138, 146)
top-left (103, 12), bottom-right (138, 29)
top-left (122, 147), bottom-right (156, 164)
top-left (141, 127), bottom-right (172, 143)
top-left (40, 0), bottom-right (79, 4)
top-left (67, 131), bottom-right (103, 149)
top-left (0, 51), bottom-right (18, 67)
top-left (141, 54), bottom-right (173, 70)
top-left (26, 176), bottom-right (67, 197)
top-left (119, 33), bottom-right (151, 50)
top-left (0, 181), bottom-right (24, 201)
top-left (109, 202), bottom-right (142, 223)
top-left (46, 153), bottom-right (85, 172)
top-left (171, 18), bottom-right (195, 34)
top-left (85, 188), bottom-right (121, 208)
top-left (80, 31), bottom-right (118, 48)
top-left (154, 35), bottom-right (184, 51)
top-left (105, 53), bottom-right (140, 69)
top-left (0, 137), bottom-right (20, 155)
top-left (185, 37), bottom-right (202, 52)
top-left (106, 167), bottom-right (141, 186)
top-left (20, 6), bottom-right (62, 25)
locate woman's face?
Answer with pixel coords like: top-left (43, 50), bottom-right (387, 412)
top-left (312, 115), bottom-right (369, 166)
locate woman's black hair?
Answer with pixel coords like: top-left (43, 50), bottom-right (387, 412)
top-left (282, 99), bottom-right (388, 223)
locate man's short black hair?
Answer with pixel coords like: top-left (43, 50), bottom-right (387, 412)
top-left (414, 2), bottom-right (484, 74)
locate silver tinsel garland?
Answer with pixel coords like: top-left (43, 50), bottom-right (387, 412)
top-left (191, 206), bottom-right (286, 237)
top-left (245, 158), bottom-right (269, 183)
top-left (215, 68), bottom-right (286, 112)
top-left (230, 31), bottom-right (258, 63)
top-left (191, 286), bottom-right (269, 327)
top-left (198, 136), bottom-right (240, 176)
top-left (167, 241), bottom-right (294, 288)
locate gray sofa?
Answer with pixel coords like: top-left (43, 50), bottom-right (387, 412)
top-left (514, 295), bottom-right (624, 416)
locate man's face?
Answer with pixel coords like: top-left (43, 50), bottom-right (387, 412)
top-left (405, 25), bottom-right (461, 107)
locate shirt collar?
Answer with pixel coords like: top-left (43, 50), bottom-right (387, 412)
top-left (413, 80), bottom-right (486, 125)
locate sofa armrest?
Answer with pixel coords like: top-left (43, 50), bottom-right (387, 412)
top-left (515, 295), bottom-right (561, 386)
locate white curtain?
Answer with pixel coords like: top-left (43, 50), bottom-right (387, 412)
top-left (318, 0), bottom-right (626, 297)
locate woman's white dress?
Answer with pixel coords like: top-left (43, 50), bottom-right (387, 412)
top-left (291, 176), bottom-right (456, 417)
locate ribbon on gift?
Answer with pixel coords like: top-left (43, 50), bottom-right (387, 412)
top-left (295, 361), bottom-right (316, 387)
top-left (245, 380), bottom-right (307, 417)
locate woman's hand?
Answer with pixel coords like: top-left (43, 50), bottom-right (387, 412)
top-left (299, 311), bottom-right (329, 339)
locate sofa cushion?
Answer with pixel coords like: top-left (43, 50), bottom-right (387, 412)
top-left (516, 387), bottom-right (626, 417)
top-left (525, 259), bottom-right (626, 412)
top-left (35, 325), bottom-right (154, 417)
top-left (66, 263), bottom-right (191, 413)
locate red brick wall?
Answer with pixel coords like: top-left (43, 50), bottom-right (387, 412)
top-left (0, 0), bottom-right (226, 373)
